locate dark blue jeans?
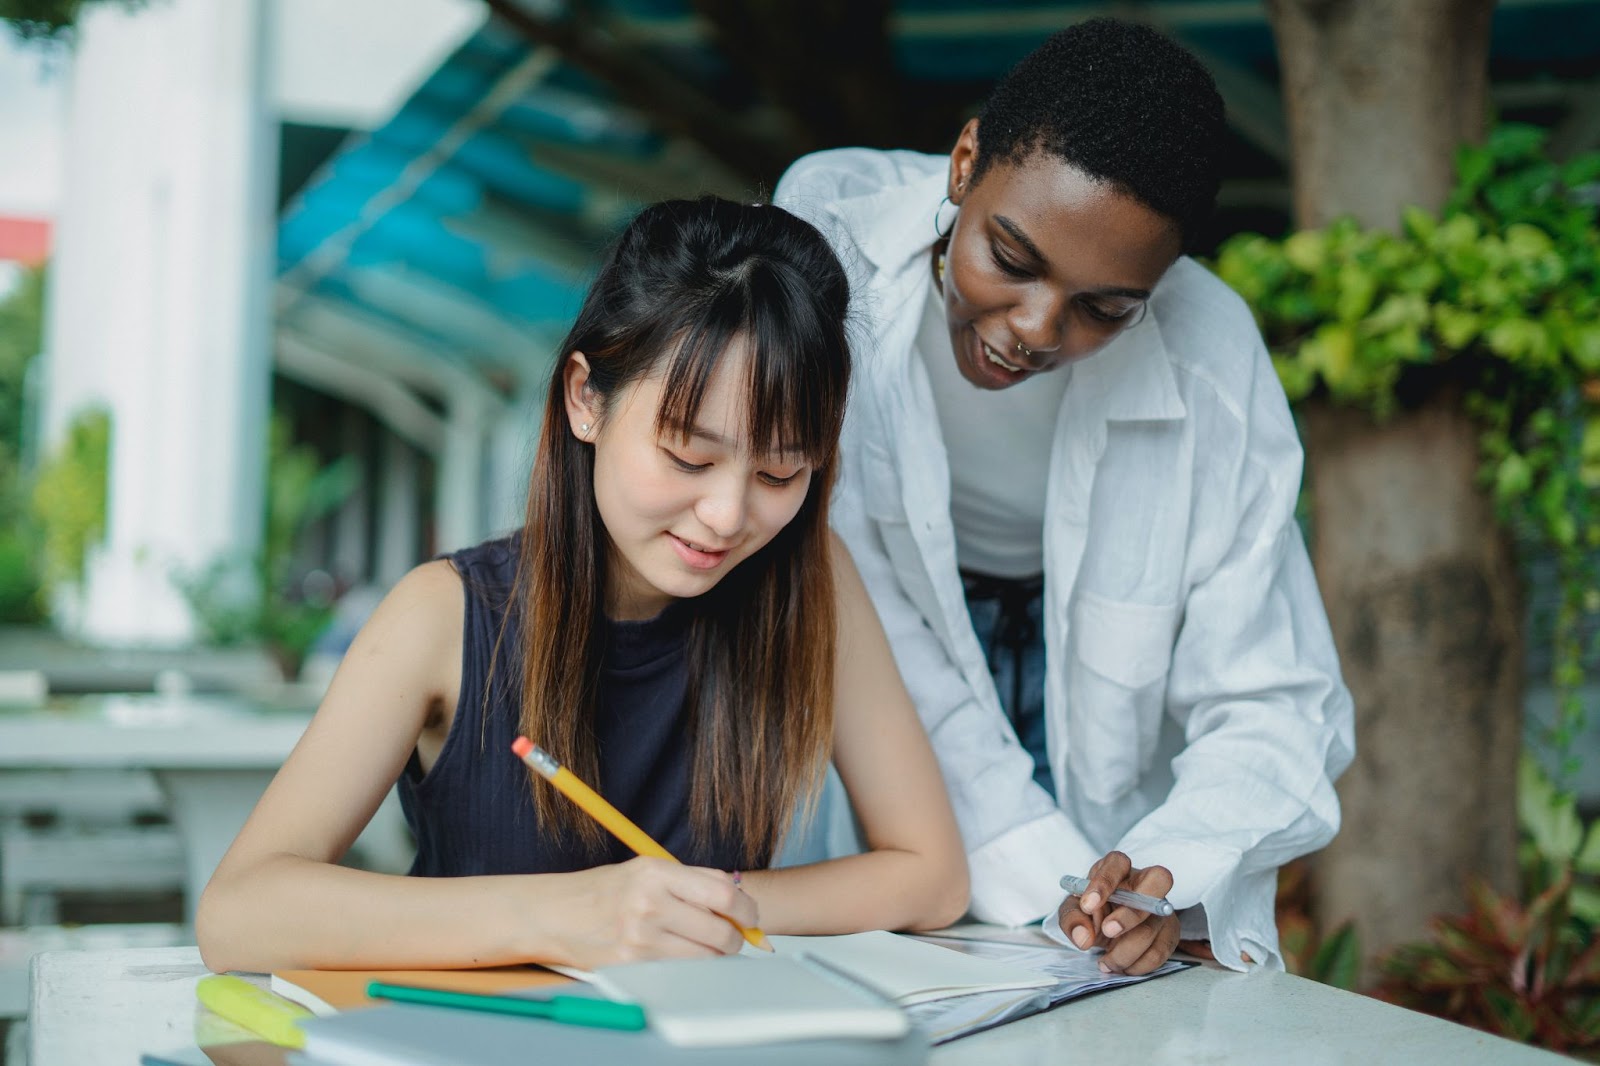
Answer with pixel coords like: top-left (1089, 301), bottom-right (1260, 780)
top-left (961, 570), bottom-right (1055, 797)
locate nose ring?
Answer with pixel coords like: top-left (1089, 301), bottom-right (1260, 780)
top-left (1014, 341), bottom-right (1033, 360)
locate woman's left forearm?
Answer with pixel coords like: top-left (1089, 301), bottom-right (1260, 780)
top-left (740, 848), bottom-right (969, 935)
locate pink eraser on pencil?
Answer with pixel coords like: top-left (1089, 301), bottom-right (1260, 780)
top-left (511, 737), bottom-right (533, 758)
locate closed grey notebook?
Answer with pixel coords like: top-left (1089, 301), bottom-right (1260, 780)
top-left (296, 1003), bottom-right (929, 1066)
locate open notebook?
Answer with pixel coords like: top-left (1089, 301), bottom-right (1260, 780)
top-left (764, 930), bottom-right (1054, 1005)
top-left (586, 929), bottom-right (1054, 1047)
top-left (905, 932), bottom-right (1195, 1043)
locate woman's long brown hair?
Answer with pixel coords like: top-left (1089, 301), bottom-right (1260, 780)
top-left (504, 198), bottom-right (851, 866)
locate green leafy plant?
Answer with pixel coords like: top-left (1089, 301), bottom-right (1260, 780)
top-left (1373, 755), bottom-right (1600, 1051)
top-left (0, 526), bottom-right (43, 623)
top-left (179, 415), bottom-right (358, 681)
top-left (0, 265), bottom-right (46, 622)
top-left (1214, 123), bottom-right (1600, 782)
top-left (0, 0), bottom-right (150, 40)
top-left (30, 405), bottom-right (110, 592)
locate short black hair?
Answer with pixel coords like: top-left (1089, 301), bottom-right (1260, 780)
top-left (973, 18), bottom-right (1225, 250)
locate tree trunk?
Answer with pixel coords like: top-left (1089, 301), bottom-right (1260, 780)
top-left (1264, 0), bottom-right (1512, 977)
top-left (1301, 397), bottom-right (1522, 973)
top-left (1266, 0), bottom-right (1494, 230)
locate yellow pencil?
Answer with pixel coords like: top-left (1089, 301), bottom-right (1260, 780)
top-left (512, 736), bottom-right (774, 952)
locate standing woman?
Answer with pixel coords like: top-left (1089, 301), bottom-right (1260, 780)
top-left (197, 198), bottom-right (968, 974)
top-left (777, 19), bottom-right (1353, 974)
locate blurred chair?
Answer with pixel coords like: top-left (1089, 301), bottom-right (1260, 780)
top-left (0, 669), bottom-right (189, 927)
top-left (0, 672), bottom-right (47, 708)
top-left (0, 815), bottom-right (185, 926)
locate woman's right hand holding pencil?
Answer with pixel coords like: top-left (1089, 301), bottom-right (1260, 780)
top-left (536, 857), bottom-right (757, 968)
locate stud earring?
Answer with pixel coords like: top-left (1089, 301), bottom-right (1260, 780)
top-left (580, 423), bottom-right (590, 433)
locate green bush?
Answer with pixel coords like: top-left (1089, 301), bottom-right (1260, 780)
top-left (1213, 123), bottom-right (1600, 780)
top-left (178, 414), bottom-right (358, 680)
top-left (1216, 124), bottom-right (1600, 1047)
top-left (0, 264), bottom-right (45, 622)
top-left (0, 525), bottom-right (43, 622)
top-left (1374, 756), bottom-right (1600, 1051)
top-left (30, 405), bottom-right (109, 593)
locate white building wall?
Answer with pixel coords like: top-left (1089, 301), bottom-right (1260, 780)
top-left (42, 0), bottom-right (277, 644)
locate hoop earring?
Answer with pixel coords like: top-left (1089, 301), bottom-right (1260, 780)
top-left (933, 195), bottom-right (958, 241)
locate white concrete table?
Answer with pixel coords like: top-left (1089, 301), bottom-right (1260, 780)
top-left (0, 693), bottom-right (315, 923)
top-left (28, 945), bottom-right (1569, 1066)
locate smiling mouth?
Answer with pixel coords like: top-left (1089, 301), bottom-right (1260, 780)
top-left (982, 340), bottom-right (1025, 373)
top-left (669, 532), bottom-right (734, 557)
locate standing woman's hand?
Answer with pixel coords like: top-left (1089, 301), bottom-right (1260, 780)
top-left (1056, 851), bottom-right (1181, 975)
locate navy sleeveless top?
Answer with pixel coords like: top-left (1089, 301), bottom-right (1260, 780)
top-left (397, 535), bottom-right (757, 877)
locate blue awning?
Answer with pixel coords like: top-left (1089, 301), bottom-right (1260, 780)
top-left (275, 1), bottom-right (1600, 399)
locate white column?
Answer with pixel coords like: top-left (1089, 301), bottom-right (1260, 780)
top-left (486, 386), bottom-right (540, 537)
top-left (42, 0), bottom-right (277, 644)
top-left (435, 389), bottom-right (487, 553)
top-left (374, 430), bottom-right (421, 586)
top-left (332, 406), bottom-right (371, 583)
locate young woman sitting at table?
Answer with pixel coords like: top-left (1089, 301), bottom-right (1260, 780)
top-left (196, 197), bottom-right (968, 974)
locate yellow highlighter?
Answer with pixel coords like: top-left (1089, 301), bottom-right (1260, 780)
top-left (512, 736), bottom-right (773, 952)
top-left (196, 974), bottom-right (312, 1049)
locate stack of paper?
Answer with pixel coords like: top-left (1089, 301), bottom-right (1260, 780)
top-left (248, 928), bottom-right (1180, 1062)
top-left (903, 934), bottom-right (1192, 1043)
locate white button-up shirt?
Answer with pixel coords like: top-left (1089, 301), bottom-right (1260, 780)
top-left (776, 148), bottom-right (1355, 971)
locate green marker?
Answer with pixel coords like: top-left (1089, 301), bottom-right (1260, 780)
top-left (195, 974), bottom-right (313, 1049)
top-left (366, 981), bottom-right (648, 1030)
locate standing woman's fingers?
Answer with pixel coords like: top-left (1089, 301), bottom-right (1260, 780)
top-left (1099, 920), bottom-right (1157, 972)
top-left (1102, 863), bottom-right (1175, 937)
top-left (1056, 894), bottom-right (1102, 950)
top-left (1080, 851), bottom-right (1133, 914)
top-left (1128, 863), bottom-right (1174, 897)
top-left (1100, 902), bottom-right (1151, 939)
top-left (1106, 915), bottom-right (1182, 975)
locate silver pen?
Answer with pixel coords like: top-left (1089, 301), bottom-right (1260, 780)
top-left (1059, 874), bottom-right (1175, 917)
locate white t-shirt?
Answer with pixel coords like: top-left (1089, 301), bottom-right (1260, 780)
top-left (916, 276), bottom-right (1072, 579)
